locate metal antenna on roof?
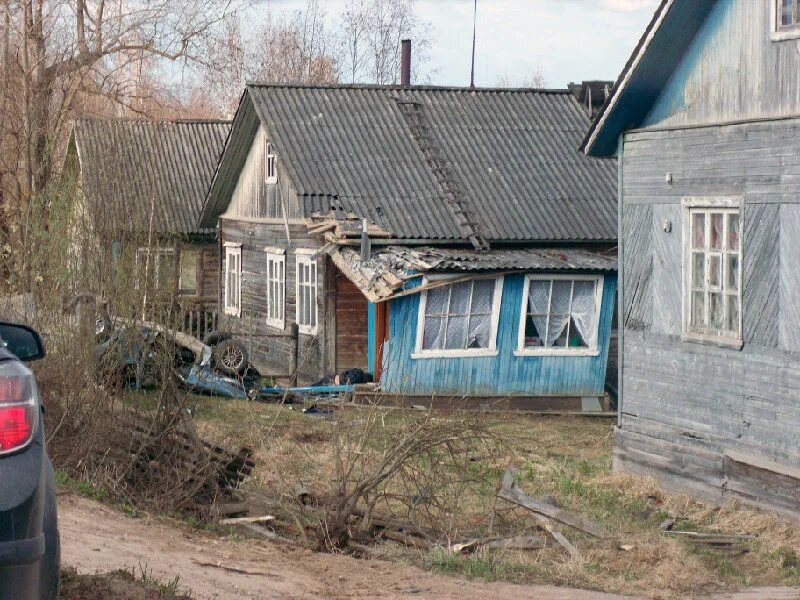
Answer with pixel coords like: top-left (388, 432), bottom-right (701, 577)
top-left (470, 0), bottom-right (477, 88)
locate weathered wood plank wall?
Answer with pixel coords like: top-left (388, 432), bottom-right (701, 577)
top-left (618, 117), bottom-right (800, 519)
top-left (222, 126), bottom-right (301, 221)
top-left (645, 0), bottom-right (800, 128)
top-left (217, 218), bottom-right (332, 383)
top-left (333, 269), bottom-right (369, 372)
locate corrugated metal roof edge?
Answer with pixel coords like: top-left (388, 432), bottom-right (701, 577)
top-left (246, 82), bottom-right (576, 94)
top-left (75, 116), bottom-right (231, 125)
top-left (199, 91), bottom-right (259, 229)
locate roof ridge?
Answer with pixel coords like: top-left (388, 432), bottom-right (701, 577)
top-left (76, 115), bottom-right (231, 125)
top-left (246, 81), bottom-right (573, 94)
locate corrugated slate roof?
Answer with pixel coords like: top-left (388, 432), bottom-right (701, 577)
top-left (74, 117), bottom-right (231, 236)
top-left (203, 84), bottom-right (618, 242)
top-left (328, 245), bottom-right (617, 302)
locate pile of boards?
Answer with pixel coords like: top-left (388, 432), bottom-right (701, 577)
top-left (128, 412), bottom-right (255, 512)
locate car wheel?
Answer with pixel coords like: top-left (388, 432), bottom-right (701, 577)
top-left (40, 462), bottom-right (60, 600)
top-left (203, 331), bottom-right (232, 346)
top-left (213, 339), bottom-right (249, 376)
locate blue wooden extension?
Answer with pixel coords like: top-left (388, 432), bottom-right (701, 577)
top-left (380, 274), bottom-right (617, 397)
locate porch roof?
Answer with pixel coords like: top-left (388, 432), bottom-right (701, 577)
top-left (327, 245), bottom-right (617, 303)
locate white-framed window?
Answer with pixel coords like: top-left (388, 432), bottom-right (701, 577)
top-left (224, 243), bottom-right (242, 317)
top-left (265, 141), bottom-right (277, 184)
top-left (515, 275), bottom-right (604, 357)
top-left (265, 247), bottom-right (286, 329)
top-left (295, 250), bottom-right (318, 335)
top-left (413, 276), bottom-right (504, 359)
top-left (682, 198), bottom-right (742, 346)
top-left (772, 0), bottom-right (800, 39)
top-left (135, 247), bottom-right (175, 291)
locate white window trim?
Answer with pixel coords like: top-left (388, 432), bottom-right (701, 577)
top-left (412, 275), bottom-right (504, 360)
top-left (772, 0), bottom-right (800, 40)
top-left (265, 141), bottom-right (277, 185)
top-left (265, 247), bottom-right (286, 330)
top-left (681, 197), bottom-right (743, 349)
top-left (224, 244), bottom-right (242, 317)
top-left (514, 274), bottom-right (604, 358)
top-left (135, 247), bottom-right (175, 290)
top-left (295, 251), bottom-right (319, 335)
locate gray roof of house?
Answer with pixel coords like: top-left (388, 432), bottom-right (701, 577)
top-left (74, 117), bottom-right (231, 236)
top-left (202, 84), bottom-right (618, 242)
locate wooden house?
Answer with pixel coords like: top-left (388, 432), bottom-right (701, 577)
top-left (583, 0), bottom-right (800, 518)
top-left (67, 117), bottom-right (230, 333)
top-left (200, 83), bottom-right (619, 408)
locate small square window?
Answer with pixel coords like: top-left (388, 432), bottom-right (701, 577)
top-left (135, 247), bottom-right (175, 291)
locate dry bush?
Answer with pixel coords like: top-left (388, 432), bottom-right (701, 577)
top-left (291, 402), bottom-right (501, 550)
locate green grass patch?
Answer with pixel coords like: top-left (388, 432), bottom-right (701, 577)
top-left (424, 548), bottom-right (528, 583)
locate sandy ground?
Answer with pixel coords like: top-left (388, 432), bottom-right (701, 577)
top-left (58, 494), bottom-right (800, 600)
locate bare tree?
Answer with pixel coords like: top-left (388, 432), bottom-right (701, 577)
top-left (0, 0), bottom-right (251, 287)
top-left (338, 0), bottom-right (432, 85)
top-left (496, 66), bottom-right (548, 89)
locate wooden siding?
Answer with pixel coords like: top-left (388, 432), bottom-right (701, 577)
top-left (619, 119), bottom-right (800, 519)
top-left (218, 218), bottom-right (332, 383)
top-left (379, 273), bottom-right (617, 397)
top-left (197, 244), bottom-right (219, 300)
top-left (644, 0), bottom-right (800, 129)
top-left (334, 268), bottom-right (369, 372)
top-left (222, 126), bottom-right (302, 221)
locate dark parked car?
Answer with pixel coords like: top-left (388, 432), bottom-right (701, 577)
top-left (0, 322), bottom-right (59, 599)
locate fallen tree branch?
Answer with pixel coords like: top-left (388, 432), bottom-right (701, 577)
top-left (381, 529), bottom-right (434, 549)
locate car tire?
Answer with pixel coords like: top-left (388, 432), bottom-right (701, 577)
top-left (40, 462), bottom-right (60, 600)
top-left (213, 339), bottom-right (249, 377)
top-left (203, 331), bottom-right (232, 347)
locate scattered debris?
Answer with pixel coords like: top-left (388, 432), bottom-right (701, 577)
top-left (660, 517), bottom-right (676, 531)
top-left (191, 560), bottom-right (278, 578)
top-left (453, 535), bottom-right (546, 554)
top-left (381, 529), bottom-right (433, 549)
top-left (128, 413), bottom-right (255, 513)
top-left (497, 467), bottom-right (606, 538)
top-left (219, 515), bottom-right (276, 526)
top-left (666, 531), bottom-right (754, 546)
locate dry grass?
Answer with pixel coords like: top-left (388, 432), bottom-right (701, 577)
top-left (186, 395), bottom-right (800, 599)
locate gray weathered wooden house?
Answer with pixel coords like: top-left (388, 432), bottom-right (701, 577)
top-left (200, 83), bottom-right (619, 406)
top-left (583, 0), bottom-right (800, 519)
top-left (67, 117), bottom-right (230, 332)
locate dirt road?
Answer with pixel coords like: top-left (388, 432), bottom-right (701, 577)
top-left (59, 495), bottom-right (800, 600)
top-left (58, 494), bottom-right (632, 600)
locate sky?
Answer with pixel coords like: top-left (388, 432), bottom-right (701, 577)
top-left (259, 0), bottom-right (661, 88)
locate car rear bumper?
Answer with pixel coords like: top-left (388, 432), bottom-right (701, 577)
top-left (0, 533), bottom-right (45, 567)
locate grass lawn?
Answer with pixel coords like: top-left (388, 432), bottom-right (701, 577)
top-left (179, 395), bottom-right (800, 599)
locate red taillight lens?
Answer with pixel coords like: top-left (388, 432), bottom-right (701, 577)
top-left (0, 406), bottom-right (33, 451)
top-left (0, 361), bottom-right (38, 455)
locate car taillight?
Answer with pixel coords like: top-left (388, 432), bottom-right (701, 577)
top-left (0, 361), bottom-right (39, 455)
